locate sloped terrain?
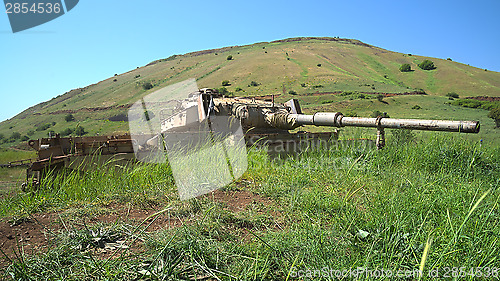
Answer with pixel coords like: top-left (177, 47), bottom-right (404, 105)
top-left (1, 37), bottom-right (499, 145)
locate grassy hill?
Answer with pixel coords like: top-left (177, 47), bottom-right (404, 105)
top-left (1, 37), bottom-right (499, 147)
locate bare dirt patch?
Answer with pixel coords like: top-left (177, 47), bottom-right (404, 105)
top-left (0, 188), bottom-right (276, 269)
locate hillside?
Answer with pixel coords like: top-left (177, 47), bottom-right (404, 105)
top-left (1, 37), bottom-right (500, 146)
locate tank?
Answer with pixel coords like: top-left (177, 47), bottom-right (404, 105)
top-left (21, 87), bottom-right (480, 191)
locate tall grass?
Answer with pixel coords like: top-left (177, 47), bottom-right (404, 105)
top-left (2, 133), bottom-right (499, 280)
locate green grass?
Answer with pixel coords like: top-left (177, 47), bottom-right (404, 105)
top-left (1, 134), bottom-right (499, 280)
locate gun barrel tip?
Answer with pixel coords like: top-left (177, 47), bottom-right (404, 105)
top-left (474, 121), bottom-right (480, 133)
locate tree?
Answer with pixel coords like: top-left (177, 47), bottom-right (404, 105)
top-left (217, 87), bottom-right (230, 96)
top-left (418, 60), bottom-right (436, 70)
top-left (61, 128), bottom-right (74, 136)
top-left (399, 63), bottom-right (412, 72)
top-left (75, 126), bottom-right (87, 136)
top-left (142, 82), bottom-right (154, 90)
top-left (488, 107), bottom-right (500, 128)
top-left (248, 81), bottom-right (259, 87)
top-left (65, 113), bottom-right (75, 122)
top-left (371, 111), bottom-right (389, 118)
top-left (221, 80), bottom-right (230, 86)
top-left (226, 55), bottom-right (233, 60)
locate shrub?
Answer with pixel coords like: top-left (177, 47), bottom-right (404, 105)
top-left (418, 60), bottom-right (436, 70)
top-left (412, 105), bottom-right (422, 110)
top-left (235, 87), bottom-right (243, 92)
top-left (317, 63), bottom-right (322, 67)
top-left (226, 55), bottom-right (233, 61)
top-left (65, 113), bottom-right (75, 122)
top-left (36, 123), bottom-right (52, 131)
top-left (217, 87), bottom-right (233, 97)
top-left (446, 92), bottom-right (459, 99)
top-left (488, 107), bottom-right (500, 128)
top-left (142, 82), bottom-right (154, 90)
top-left (248, 81), bottom-right (259, 87)
top-left (399, 63), bottom-right (412, 72)
top-left (21, 135), bottom-right (30, 141)
top-left (221, 80), bottom-right (230, 86)
top-left (61, 128), bottom-right (74, 136)
top-left (377, 94), bottom-right (384, 102)
top-left (301, 83), bottom-right (306, 87)
top-left (371, 111), bottom-right (389, 118)
top-left (75, 126), bottom-right (87, 136)
top-left (288, 90), bottom-right (297, 95)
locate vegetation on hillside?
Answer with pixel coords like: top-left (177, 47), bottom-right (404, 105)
top-left (418, 60), bottom-right (436, 70)
top-left (488, 107), bottom-right (500, 128)
top-left (1, 37), bottom-right (499, 146)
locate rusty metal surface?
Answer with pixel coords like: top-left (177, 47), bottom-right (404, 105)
top-left (290, 113), bottom-right (480, 133)
top-left (21, 88), bottom-right (480, 189)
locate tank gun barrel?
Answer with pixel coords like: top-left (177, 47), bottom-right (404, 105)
top-left (294, 112), bottom-right (480, 133)
top-left (268, 111), bottom-right (479, 149)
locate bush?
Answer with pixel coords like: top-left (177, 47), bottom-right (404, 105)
top-left (36, 123), bottom-right (52, 131)
top-left (21, 135), bottom-right (30, 141)
top-left (418, 60), bottom-right (436, 70)
top-left (226, 55), bottom-right (233, 61)
top-left (248, 81), bottom-right (259, 87)
top-left (217, 87), bottom-right (233, 97)
top-left (488, 107), bottom-right (500, 128)
top-left (446, 92), bottom-right (459, 99)
top-left (300, 83), bottom-right (306, 87)
top-left (142, 82), bottom-right (154, 90)
top-left (377, 94), bottom-right (384, 102)
top-left (75, 126), bottom-right (86, 136)
top-left (288, 90), bottom-right (297, 95)
top-left (317, 63), bottom-right (322, 67)
top-left (399, 63), bottom-right (412, 72)
top-left (412, 105), bottom-right (422, 110)
top-left (222, 80), bottom-right (230, 86)
top-left (235, 87), bottom-right (243, 92)
top-left (60, 128), bottom-right (74, 136)
top-left (370, 111), bottom-right (389, 118)
top-left (65, 113), bottom-right (75, 122)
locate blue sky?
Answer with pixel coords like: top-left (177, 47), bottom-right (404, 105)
top-left (1, 0), bottom-right (499, 122)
